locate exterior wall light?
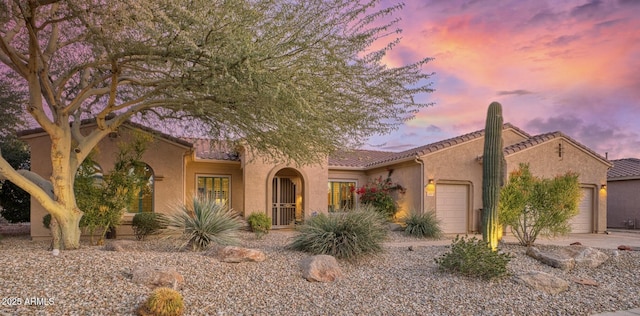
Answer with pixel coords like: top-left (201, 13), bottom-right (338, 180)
top-left (425, 179), bottom-right (436, 196)
top-left (600, 184), bottom-right (607, 193)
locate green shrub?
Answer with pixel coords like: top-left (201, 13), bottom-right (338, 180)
top-left (132, 212), bottom-right (166, 241)
top-left (404, 211), bottom-right (442, 238)
top-left (499, 163), bottom-right (582, 246)
top-left (434, 235), bottom-right (512, 280)
top-left (287, 206), bottom-right (388, 260)
top-left (164, 197), bottom-right (242, 251)
top-left (247, 212), bottom-right (271, 239)
top-left (43, 214), bottom-right (51, 229)
top-left (137, 287), bottom-right (184, 316)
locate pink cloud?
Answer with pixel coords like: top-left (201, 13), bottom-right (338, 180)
top-left (368, 0), bottom-right (640, 159)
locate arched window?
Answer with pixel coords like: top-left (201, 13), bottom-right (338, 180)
top-left (128, 163), bottom-right (154, 213)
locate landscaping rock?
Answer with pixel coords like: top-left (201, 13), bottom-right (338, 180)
top-left (526, 245), bottom-right (609, 270)
top-left (206, 246), bottom-right (266, 263)
top-left (299, 255), bottom-right (343, 282)
top-left (131, 267), bottom-right (184, 290)
top-left (388, 222), bottom-right (405, 232)
top-left (526, 247), bottom-right (576, 270)
top-left (571, 277), bottom-right (599, 286)
top-left (559, 245), bottom-right (609, 268)
top-left (516, 271), bottom-right (569, 294)
top-left (104, 240), bottom-right (138, 252)
top-left (618, 245), bottom-right (640, 251)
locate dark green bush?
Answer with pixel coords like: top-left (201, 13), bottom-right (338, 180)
top-left (132, 212), bottom-right (166, 241)
top-left (287, 207), bottom-right (388, 260)
top-left (404, 211), bottom-right (442, 238)
top-left (247, 212), bottom-right (271, 239)
top-left (43, 214), bottom-right (51, 229)
top-left (434, 235), bottom-right (512, 280)
top-left (164, 197), bottom-right (242, 251)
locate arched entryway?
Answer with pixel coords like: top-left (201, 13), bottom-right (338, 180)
top-left (270, 168), bottom-right (304, 228)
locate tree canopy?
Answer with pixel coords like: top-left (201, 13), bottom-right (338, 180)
top-left (0, 0), bottom-right (433, 249)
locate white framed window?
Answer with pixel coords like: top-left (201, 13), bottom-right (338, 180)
top-left (328, 180), bottom-right (357, 212)
top-left (197, 175), bottom-right (231, 206)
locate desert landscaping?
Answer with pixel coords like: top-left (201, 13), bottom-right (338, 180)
top-left (1, 228), bottom-right (639, 316)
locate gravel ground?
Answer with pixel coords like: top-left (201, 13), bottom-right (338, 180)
top-left (1, 231), bottom-right (639, 316)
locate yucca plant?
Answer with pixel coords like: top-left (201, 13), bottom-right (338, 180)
top-left (164, 197), bottom-right (242, 251)
top-left (404, 211), bottom-right (442, 238)
top-left (288, 206), bottom-right (388, 260)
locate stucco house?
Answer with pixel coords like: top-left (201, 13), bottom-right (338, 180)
top-left (21, 121), bottom-right (611, 240)
top-left (607, 158), bottom-right (640, 230)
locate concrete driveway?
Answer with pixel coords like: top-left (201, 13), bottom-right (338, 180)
top-left (500, 230), bottom-right (640, 249)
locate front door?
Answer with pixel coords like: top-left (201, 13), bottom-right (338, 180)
top-left (272, 177), bottom-right (296, 226)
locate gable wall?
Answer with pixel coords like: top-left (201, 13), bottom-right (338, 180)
top-left (506, 138), bottom-right (609, 232)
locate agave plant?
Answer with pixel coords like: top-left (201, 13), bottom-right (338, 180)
top-left (404, 211), bottom-right (442, 239)
top-left (288, 205), bottom-right (388, 260)
top-left (164, 197), bottom-right (242, 251)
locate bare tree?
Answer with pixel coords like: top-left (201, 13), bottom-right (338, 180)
top-left (0, 0), bottom-right (433, 250)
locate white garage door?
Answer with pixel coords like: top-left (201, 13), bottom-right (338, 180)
top-left (436, 184), bottom-right (468, 234)
top-left (570, 188), bottom-right (593, 233)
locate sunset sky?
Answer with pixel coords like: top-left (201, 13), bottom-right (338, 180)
top-left (366, 0), bottom-right (640, 160)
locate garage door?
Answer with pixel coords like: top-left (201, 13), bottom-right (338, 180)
top-left (570, 188), bottom-right (593, 233)
top-left (436, 184), bottom-right (468, 234)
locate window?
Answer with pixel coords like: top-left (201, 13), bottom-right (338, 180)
top-left (328, 181), bottom-right (356, 212)
top-left (197, 176), bottom-right (230, 206)
top-left (129, 164), bottom-right (154, 213)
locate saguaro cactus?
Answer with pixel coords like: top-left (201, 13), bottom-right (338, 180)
top-left (482, 102), bottom-right (504, 251)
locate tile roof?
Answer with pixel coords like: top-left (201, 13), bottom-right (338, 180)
top-left (608, 158), bottom-right (640, 179)
top-left (328, 123), bottom-right (530, 168)
top-left (187, 139), bottom-right (240, 161)
top-left (504, 131), bottom-right (610, 166)
top-left (18, 119), bottom-right (194, 148)
top-left (328, 149), bottom-right (394, 168)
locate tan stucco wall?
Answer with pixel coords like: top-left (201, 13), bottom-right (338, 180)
top-left (421, 137), bottom-right (484, 232)
top-left (607, 179), bottom-right (640, 229)
top-left (506, 138), bottom-right (609, 232)
top-left (25, 125), bottom-right (189, 239)
top-left (363, 162), bottom-right (422, 218)
top-left (417, 130), bottom-right (609, 234)
top-left (241, 153), bottom-right (329, 224)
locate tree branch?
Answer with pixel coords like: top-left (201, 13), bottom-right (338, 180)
top-left (0, 151), bottom-right (55, 214)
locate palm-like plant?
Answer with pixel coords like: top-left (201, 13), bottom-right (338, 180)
top-left (164, 197), bottom-right (242, 251)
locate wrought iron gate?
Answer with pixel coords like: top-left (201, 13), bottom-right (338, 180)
top-left (272, 177), bottom-right (296, 226)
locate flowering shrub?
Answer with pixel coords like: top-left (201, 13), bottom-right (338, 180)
top-left (353, 176), bottom-right (405, 219)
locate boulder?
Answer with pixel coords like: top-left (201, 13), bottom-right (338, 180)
top-left (104, 240), bottom-right (138, 252)
top-left (558, 245), bottom-right (609, 268)
top-left (526, 247), bottom-right (576, 270)
top-left (299, 255), bottom-right (343, 282)
top-left (516, 271), bottom-right (569, 294)
top-left (207, 246), bottom-right (266, 263)
top-left (527, 246), bottom-right (609, 270)
top-left (388, 222), bottom-right (405, 232)
top-left (131, 267), bottom-right (184, 290)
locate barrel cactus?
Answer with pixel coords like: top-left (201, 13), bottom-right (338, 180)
top-left (482, 102), bottom-right (505, 251)
top-left (137, 287), bottom-right (184, 316)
